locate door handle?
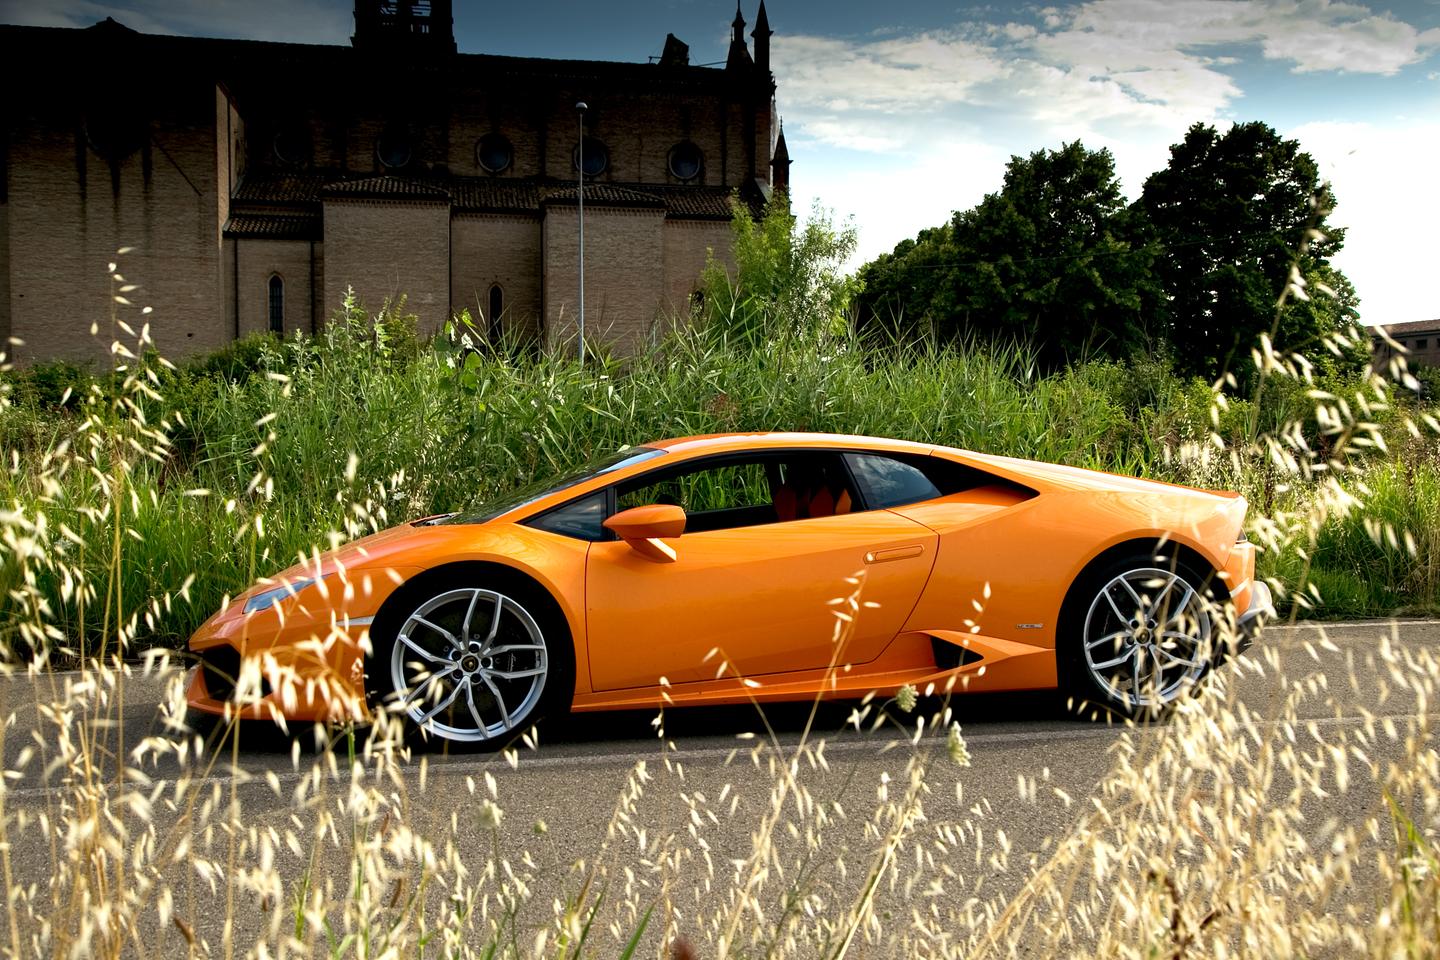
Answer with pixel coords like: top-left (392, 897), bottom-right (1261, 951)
top-left (865, 544), bottom-right (924, 564)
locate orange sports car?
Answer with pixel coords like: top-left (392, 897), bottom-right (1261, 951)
top-left (187, 432), bottom-right (1272, 746)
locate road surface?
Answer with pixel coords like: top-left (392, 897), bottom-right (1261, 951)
top-left (0, 619), bottom-right (1435, 957)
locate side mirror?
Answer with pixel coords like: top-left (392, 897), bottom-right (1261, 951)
top-left (603, 504), bottom-right (686, 563)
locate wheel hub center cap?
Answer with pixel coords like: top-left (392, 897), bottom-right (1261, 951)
top-left (460, 654), bottom-right (480, 673)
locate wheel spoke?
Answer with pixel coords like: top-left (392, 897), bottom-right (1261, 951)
top-left (464, 678), bottom-right (486, 732)
top-left (480, 673), bottom-right (512, 730)
top-left (403, 664), bottom-right (456, 708)
top-left (1104, 590), bottom-right (1134, 628)
top-left (486, 643), bottom-right (545, 655)
top-left (489, 665), bottom-right (546, 680)
top-left (416, 676), bottom-right (464, 725)
top-left (461, 590), bottom-right (484, 639)
top-left (1131, 646), bottom-right (1144, 705)
top-left (481, 596), bottom-right (507, 650)
top-left (1159, 629), bottom-right (1201, 649)
top-left (1119, 577), bottom-right (1146, 614)
top-left (412, 615), bottom-right (460, 650)
top-left (1150, 646), bottom-right (1167, 684)
top-left (1086, 630), bottom-right (1130, 652)
top-left (1164, 583), bottom-right (1196, 626)
top-left (1156, 646), bottom-right (1201, 669)
top-left (398, 631), bottom-right (446, 664)
top-left (1092, 645), bottom-right (1136, 670)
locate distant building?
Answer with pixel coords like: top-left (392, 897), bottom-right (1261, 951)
top-left (1372, 319), bottom-right (1440, 370)
top-left (0, 0), bottom-right (789, 365)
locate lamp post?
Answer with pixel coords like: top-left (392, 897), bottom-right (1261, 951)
top-left (575, 101), bottom-right (587, 367)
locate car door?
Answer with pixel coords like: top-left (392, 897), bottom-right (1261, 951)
top-left (584, 451), bottom-right (938, 691)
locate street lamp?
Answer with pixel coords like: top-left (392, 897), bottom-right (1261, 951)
top-left (575, 101), bottom-right (587, 366)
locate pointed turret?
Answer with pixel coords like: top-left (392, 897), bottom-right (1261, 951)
top-left (752, 1), bottom-right (772, 77)
top-left (726, 2), bottom-right (752, 72)
top-left (770, 121), bottom-right (790, 196)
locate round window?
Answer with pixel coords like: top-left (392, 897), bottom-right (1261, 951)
top-left (572, 137), bottom-right (609, 177)
top-left (668, 141), bottom-right (702, 181)
top-left (375, 131), bottom-right (412, 169)
top-left (272, 125), bottom-right (312, 167)
top-left (476, 133), bottom-right (513, 174)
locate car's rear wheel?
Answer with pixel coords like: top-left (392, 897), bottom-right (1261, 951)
top-left (370, 572), bottom-right (571, 750)
top-left (1064, 553), bottom-right (1219, 719)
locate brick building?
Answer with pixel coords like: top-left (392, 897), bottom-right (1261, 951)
top-left (0, 1), bottom-right (789, 364)
top-left (1373, 319), bottom-right (1440, 371)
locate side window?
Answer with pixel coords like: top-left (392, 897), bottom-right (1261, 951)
top-left (845, 453), bottom-right (941, 509)
top-left (615, 454), bottom-right (857, 534)
top-left (525, 490), bottom-right (607, 541)
top-left (617, 461), bottom-right (770, 515)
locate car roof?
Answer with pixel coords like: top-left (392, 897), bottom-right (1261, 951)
top-left (647, 432), bottom-right (938, 457)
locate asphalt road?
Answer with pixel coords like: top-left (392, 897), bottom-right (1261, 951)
top-left (1, 619), bottom-right (1437, 957)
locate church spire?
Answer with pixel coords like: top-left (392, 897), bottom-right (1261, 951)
top-left (752, 1), bottom-right (772, 77)
top-left (726, 2), bottom-right (752, 72)
top-left (771, 120), bottom-right (790, 196)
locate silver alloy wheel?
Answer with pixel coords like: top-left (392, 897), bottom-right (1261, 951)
top-left (1081, 567), bottom-right (1212, 710)
top-left (389, 587), bottom-right (548, 743)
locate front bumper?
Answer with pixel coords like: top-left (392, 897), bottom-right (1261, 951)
top-left (1233, 579), bottom-right (1274, 652)
top-left (186, 619), bottom-right (375, 723)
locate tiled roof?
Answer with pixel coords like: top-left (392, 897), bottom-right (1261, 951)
top-left (654, 185), bottom-right (748, 220)
top-left (231, 171), bottom-right (763, 220)
top-left (447, 179), bottom-right (544, 213)
top-left (321, 176), bottom-right (451, 200)
top-left (541, 184), bottom-right (666, 208)
top-left (233, 172), bottom-right (328, 205)
top-left (223, 213), bottom-right (322, 240)
top-left (1372, 319), bottom-right (1440, 335)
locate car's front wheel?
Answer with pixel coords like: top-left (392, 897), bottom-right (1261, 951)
top-left (370, 572), bottom-right (571, 750)
top-left (1064, 553), bottom-right (1220, 719)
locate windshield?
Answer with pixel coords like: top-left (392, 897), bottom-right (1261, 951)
top-left (440, 446), bottom-right (666, 525)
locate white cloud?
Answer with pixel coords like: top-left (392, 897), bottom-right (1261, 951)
top-left (1044, 0), bottom-right (1439, 77)
top-left (776, 32), bottom-right (1007, 113)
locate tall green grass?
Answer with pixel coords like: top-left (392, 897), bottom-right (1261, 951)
top-left (1, 289), bottom-right (1436, 656)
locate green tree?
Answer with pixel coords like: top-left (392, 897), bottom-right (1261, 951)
top-left (1137, 121), bottom-right (1354, 379)
top-left (702, 192), bottom-right (860, 349)
top-left (858, 141), bottom-right (1157, 368)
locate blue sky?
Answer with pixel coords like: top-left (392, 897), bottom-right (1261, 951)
top-left (4, 0), bottom-right (1437, 324)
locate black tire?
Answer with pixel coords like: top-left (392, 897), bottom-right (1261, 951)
top-left (366, 567), bottom-right (574, 752)
top-left (1058, 549), bottom-right (1221, 721)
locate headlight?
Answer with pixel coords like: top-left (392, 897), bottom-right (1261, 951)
top-left (244, 577), bottom-right (317, 614)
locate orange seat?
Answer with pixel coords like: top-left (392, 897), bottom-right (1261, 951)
top-left (774, 484), bottom-right (798, 522)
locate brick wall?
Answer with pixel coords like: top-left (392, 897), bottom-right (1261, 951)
top-left (543, 204), bottom-right (665, 355)
top-left (235, 238), bottom-right (320, 336)
top-left (0, 196), bottom-right (9, 351)
top-left (662, 220), bottom-right (732, 330)
top-left (537, 90), bottom-right (751, 188)
top-left (450, 213), bottom-right (542, 340)
top-left (322, 198), bottom-right (450, 335)
top-left (1374, 324), bottom-right (1440, 371)
top-left (7, 112), bottom-right (228, 366)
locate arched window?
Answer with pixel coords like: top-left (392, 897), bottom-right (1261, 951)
top-left (268, 275), bottom-right (284, 333)
top-left (488, 284), bottom-right (504, 343)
